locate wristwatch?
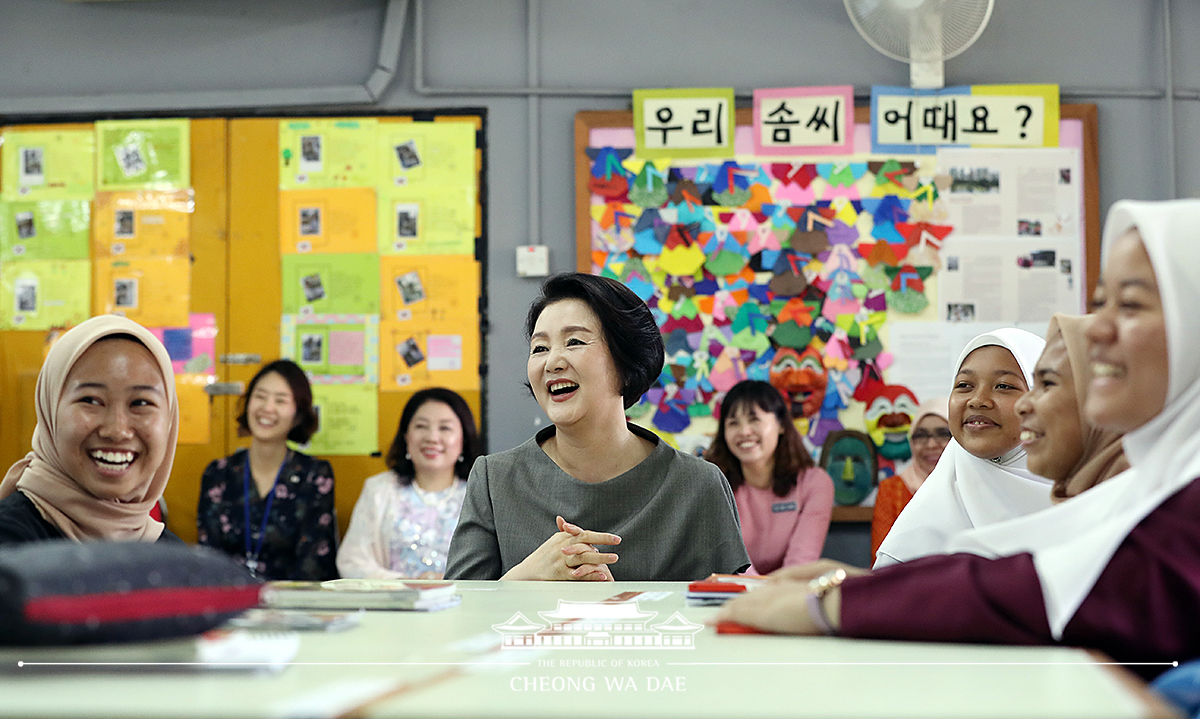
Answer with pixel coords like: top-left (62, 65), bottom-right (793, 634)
top-left (805, 567), bottom-right (847, 636)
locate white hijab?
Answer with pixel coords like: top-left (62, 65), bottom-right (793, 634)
top-left (948, 199), bottom-right (1200, 636)
top-left (874, 328), bottom-right (1050, 568)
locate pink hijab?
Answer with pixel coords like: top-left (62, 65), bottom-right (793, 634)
top-left (0, 315), bottom-right (178, 541)
top-left (896, 396), bottom-right (950, 494)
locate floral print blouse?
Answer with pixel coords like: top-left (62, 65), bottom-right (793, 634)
top-left (197, 448), bottom-right (338, 581)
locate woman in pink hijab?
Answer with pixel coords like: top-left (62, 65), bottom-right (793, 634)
top-left (0, 315), bottom-right (179, 545)
top-left (869, 397), bottom-right (950, 565)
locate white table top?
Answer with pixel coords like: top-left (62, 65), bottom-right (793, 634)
top-left (0, 581), bottom-right (1176, 719)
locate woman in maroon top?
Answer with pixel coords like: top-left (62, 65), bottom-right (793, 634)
top-left (719, 199), bottom-right (1200, 678)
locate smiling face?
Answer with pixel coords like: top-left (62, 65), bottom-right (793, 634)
top-left (949, 345), bottom-right (1028, 459)
top-left (54, 339), bottom-right (170, 501)
top-left (722, 402), bottom-right (783, 470)
top-left (909, 413), bottom-right (951, 476)
top-left (1015, 334), bottom-right (1085, 480)
top-left (404, 400), bottom-right (463, 479)
top-left (527, 298), bottom-right (624, 429)
top-left (245, 372), bottom-right (298, 444)
top-left (1084, 230), bottom-right (1169, 433)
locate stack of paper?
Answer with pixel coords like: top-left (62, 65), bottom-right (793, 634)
top-left (260, 578), bottom-right (461, 611)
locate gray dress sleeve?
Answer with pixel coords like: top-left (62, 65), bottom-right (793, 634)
top-left (443, 456), bottom-right (502, 580)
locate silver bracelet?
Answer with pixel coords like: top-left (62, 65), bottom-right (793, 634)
top-left (806, 568), bottom-right (847, 636)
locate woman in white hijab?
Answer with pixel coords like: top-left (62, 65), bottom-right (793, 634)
top-left (719, 199), bottom-right (1200, 679)
top-left (873, 327), bottom-right (1049, 568)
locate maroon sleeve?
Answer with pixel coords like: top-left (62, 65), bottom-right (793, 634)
top-left (839, 478), bottom-right (1200, 675)
top-left (840, 552), bottom-right (1052, 645)
top-left (1062, 479), bottom-right (1200, 670)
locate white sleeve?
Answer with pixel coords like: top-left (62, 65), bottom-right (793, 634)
top-left (336, 475), bottom-right (404, 579)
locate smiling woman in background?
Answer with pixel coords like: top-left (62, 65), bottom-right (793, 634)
top-left (338, 388), bottom-right (480, 579)
top-left (0, 315), bottom-right (179, 546)
top-left (197, 359), bottom-right (337, 580)
top-left (873, 328), bottom-right (1048, 567)
top-left (445, 272), bottom-right (748, 581)
top-left (869, 397), bottom-right (950, 565)
top-left (705, 379), bottom-right (833, 575)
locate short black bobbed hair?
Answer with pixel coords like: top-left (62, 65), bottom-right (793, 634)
top-left (704, 379), bottom-right (814, 497)
top-left (525, 272), bottom-right (664, 410)
top-left (385, 387), bottom-right (481, 484)
top-left (236, 359), bottom-right (319, 444)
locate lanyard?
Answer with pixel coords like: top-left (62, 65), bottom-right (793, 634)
top-left (242, 453), bottom-right (287, 576)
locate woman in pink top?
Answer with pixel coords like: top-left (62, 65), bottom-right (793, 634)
top-left (705, 380), bottom-right (834, 575)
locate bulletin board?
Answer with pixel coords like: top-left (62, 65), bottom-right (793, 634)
top-left (0, 111), bottom-right (486, 542)
top-left (575, 104), bottom-right (1098, 516)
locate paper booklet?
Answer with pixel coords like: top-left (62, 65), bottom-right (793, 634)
top-left (260, 578), bottom-right (461, 611)
top-left (685, 575), bottom-right (769, 606)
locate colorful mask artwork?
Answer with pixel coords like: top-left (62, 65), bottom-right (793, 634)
top-left (768, 346), bottom-right (827, 419)
top-left (856, 377), bottom-right (920, 462)
top-left (820, 429), bottom-right (879, 506)
top-left (586, 145), bottom-right (948, 481)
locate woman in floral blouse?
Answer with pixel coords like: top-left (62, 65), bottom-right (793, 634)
top-left (197, 359), bottom-right (337, 580)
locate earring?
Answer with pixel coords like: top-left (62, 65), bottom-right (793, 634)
top-left (404, 451), bottom-right (411, 460)
top-left (457, 455), bottom-right (464, 462)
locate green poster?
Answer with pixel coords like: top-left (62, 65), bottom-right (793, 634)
top-left (304, 384), bottom-right (378, 456)
top-left (279, 118), bottom-right (379, 190)
top-left (0, 259), bottom-right (91, 330)
top-left (378, 121), bottom-right (477, 190)
top-left (376, 188), bottom-right (476, 256)
top-left (0, 128), bottom-right (95, 200)
top-left (0, 199), bottom-right (91, 261)
top-left (281, 314), bottom-right (379, 383)
top-left (95, 118), bottom-right (190, 191)
top-left (280, 253), bottom-right (380, 315)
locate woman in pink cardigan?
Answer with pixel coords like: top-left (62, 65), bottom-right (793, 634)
top-left (705, 380), bottom-right (834, 575)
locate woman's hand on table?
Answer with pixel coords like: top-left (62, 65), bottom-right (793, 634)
top-left (501, 515), bottom-right (621, 581)
top-left (767, 559), bottom-right (868, 583)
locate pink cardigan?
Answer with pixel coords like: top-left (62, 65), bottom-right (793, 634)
top-left (733, 467), bottom-right (835, 575)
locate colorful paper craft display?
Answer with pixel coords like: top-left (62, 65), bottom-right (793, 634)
top-left (589, 147), bottom-right (949, 470)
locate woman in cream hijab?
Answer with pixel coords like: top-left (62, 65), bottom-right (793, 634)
top-left (874, 327), bottom-right (1049, 567)
top-left (0, 315), bottom-right (179, 544)
top-left (720, 199), bottom-right (1200, 678)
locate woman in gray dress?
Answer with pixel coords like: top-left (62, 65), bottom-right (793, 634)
top-left (445, 273), bottom-right (749, 581)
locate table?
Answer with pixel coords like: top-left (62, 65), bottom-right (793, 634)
top-left (0, 581), bottom-right (1178, 718)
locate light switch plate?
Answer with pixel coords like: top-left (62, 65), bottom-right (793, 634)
top-left (516, 245), bottom-right (549, 277)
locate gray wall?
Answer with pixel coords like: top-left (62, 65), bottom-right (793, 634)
top-left (3, 0), bottom-right (1195, 562)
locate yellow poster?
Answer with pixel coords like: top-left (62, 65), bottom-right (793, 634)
top-left (91, 190), bottom-right (193, 259)
top-left (1, 128), bottom-right (95, 200)
top-left (279, 118), bottom-right (378, 190)
top-left (175, 374), bottom-right (212, 445)
top-left (380, 319), bottom-right (480, 392)
top-left (93, 256), bottom-right (190, 327)
top-left (305, 384), bottom-right (379, 456)
top-left (379, 255), bottom-right (479, 324)
top-left (378, 121), bottom-right (478, 189)
top-left (376, 188), bottom-right (476, 255)
top-left (278, 187), bottom-right (377, 255)
top-left (0, 259), bottom-right (91, 330)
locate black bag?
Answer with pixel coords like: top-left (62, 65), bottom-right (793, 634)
top-left (0, 540), bottom-right (261, 645)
